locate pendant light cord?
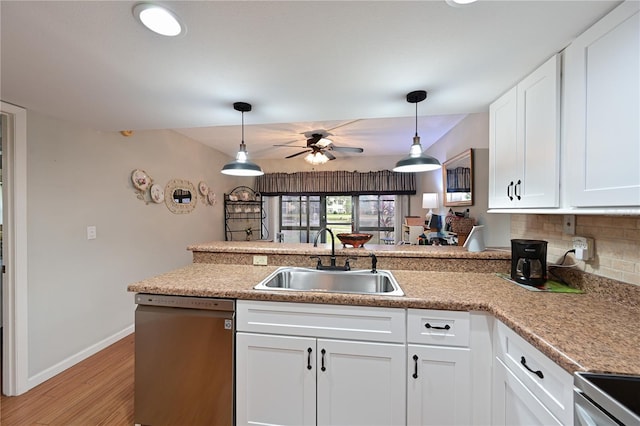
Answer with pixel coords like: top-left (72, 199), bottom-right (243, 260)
top-left (241, 111), bottom-right (245, 144)
top-left (414, 102), bottom-right (418, 137)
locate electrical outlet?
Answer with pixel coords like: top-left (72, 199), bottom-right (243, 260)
top-left (253, 255), bottom-right (268, 266)
top-left (563, 215), bottom-right (575, 235)
top-left (572, 236), bottom-right (594, 261)
top-left (87, 225), bottom-right (97, 240)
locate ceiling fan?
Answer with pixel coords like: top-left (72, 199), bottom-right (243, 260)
top-left (275, 132), bottom-right (364, 163)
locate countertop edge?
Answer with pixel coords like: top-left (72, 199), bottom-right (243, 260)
top-left (127, 264), bottom-right (640, 377)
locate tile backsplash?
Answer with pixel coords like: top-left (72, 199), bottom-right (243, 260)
top-left (511, 214), bottom-right (640, 286)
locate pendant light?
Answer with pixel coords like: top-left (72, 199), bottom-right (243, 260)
top-left (221, 102), bottom-right (264, 176)
top-left (393, 90), bottom-right (441, 173)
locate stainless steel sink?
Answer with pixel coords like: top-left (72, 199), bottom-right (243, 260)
top-left (254, 267), bottom-right (404, 296)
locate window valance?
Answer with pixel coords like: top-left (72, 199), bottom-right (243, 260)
top-left (255, 170), bottom-right (416, 196)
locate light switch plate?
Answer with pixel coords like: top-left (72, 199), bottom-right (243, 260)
top-left (87, 225), bottom-right (97, 240)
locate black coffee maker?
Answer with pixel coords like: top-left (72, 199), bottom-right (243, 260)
top-left (511, 239), bottom-right (548, 286)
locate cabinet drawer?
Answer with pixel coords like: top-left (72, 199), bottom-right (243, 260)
top-left (237, 300), bottom-right (406, 343)
top-left (407, 309), bottom-right (470, 347)
top-left (494, 321), bottom-right (573, 425)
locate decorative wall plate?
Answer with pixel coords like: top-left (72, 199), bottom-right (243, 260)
top-left (207, 191), bottom-right (217, 205)
top-left (131, 169), bottom-right (151, 191)
top-left (198, 181), bottom-right (209, 196)
top-left (150, 184), bottom-right (164, 204)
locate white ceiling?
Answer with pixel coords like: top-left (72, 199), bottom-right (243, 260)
top-left (0, 1), bottom-right (621, 160)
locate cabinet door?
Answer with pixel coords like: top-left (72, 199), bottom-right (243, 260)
top-left (516, 55), bottom-right (560, 208)
top-left (316, 339), bottom-right (406, 426)
top-left (564, 2), bottom-right (640, 207)
top-left (489, 55), bottom-right (560, 209)
top-left (407, 345), bottom-right (471, 426)
top-left (236, 332), bottom-right (316, 426)
top-left (492, 358), bottom-right (562, 426)
top-left (489, 87), bottom-right (518, 208)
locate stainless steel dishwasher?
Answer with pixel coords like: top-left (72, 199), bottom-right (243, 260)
top-left (134, 293), bottom-right (235, 426)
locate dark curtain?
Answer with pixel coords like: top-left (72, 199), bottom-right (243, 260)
top-left (255, 170), bottom-right (416, 196)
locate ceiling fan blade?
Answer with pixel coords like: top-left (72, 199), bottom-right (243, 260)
top-left (324, 151), bottom-right (336, 160)
top-left (330, 146), bottom-right (364, 153)
top-left (327, 119), bottom-right (363, 132)
top-left (274, 144), bottom-right (307, 148)
top-left (285, 150), bottom-right (311, 159)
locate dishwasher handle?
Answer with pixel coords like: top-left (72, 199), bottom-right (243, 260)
top-left (135, 293), bottom-right (235, 312)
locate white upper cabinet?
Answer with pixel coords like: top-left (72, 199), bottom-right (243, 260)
top-left (564, 1), bottom-right (640, 208)
top-left (489, 55), bottom-right (561, 209)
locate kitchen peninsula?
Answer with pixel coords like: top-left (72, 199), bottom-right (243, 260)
top-left (129, 241), bottom-right (640, 377)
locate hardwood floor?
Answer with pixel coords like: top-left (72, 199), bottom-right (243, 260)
top-left (1, 334), bottom-right (135, 425)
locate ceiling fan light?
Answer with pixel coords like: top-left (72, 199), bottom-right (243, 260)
top-left (133, 3), bottom-right (183, 36)
top-left (305, 152), bottom-right (329, 165)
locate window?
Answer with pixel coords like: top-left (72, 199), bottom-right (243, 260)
top-left (356, 195), bottom-right (395, 244)
top-left (278, 195), bottom-right (395, 244)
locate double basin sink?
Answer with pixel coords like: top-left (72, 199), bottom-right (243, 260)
top-left (254, 266), bottom-right (404, 296)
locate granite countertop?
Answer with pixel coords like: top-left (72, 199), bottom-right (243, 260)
top-left (187, 241), bottom-right (512, 259)
top-left (128, 262), bottom-right (640, 377)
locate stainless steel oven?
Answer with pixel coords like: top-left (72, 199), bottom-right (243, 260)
top-left (574, 372), bottom-right (640, 425)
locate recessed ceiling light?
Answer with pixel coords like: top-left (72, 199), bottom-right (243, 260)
top-left (133, 3), bottom-right (183, 37)
top-left (445, 0), bottom-right (478, 7)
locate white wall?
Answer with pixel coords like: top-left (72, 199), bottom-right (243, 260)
top-left (417, 113), bottom-right (511, 248)
top-left (25, 111), bottom-right (240, 378)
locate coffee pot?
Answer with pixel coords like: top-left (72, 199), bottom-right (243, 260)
top-left (511, 239), bottom-right (548, 286)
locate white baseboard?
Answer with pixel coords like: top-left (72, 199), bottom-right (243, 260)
top-left (26, 324), bottom-right (134, 391)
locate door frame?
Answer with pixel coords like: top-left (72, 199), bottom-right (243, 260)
top-left (1, 101), bottom-right (28, 396)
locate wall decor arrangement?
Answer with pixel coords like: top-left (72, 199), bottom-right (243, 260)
top-left (131, 169), bottom-right (154, 205)
top-left (198, 181), bottom-right (218, 206)
top-left (130, 169), bottom-right (216, 213)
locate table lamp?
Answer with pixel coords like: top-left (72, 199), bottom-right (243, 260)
top-left (422, 193), bottom-right (439, 228)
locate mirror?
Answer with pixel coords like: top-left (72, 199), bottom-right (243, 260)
top-left (173, 189), bottom-right (192, 204)
top-left (442, 149), bottom-right (473, 207)
top-left (164, 179), bottom-right (197, 214)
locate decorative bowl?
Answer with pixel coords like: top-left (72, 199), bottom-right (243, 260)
top-left (336, 233), bottom-right (373, 248)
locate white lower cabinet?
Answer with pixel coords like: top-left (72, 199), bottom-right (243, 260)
top-left (492, 321), bottom-right (573, 426)
top-left (407, 345), bottom-right (471, 426)
top-left (236, 332), bottom-right (406, 426)
top-left (317, 339), bottom-right (406, 426)
top-left (236, 301), bottom-right (406, 426)
top-left (493, 358), bottom-right (562, 426)
top-left (406, 309), bottom-right (476, 426)
top-left (236, 302), bottom-right (573, 426)
top-left (236, 333), bottom-right (316, 426)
